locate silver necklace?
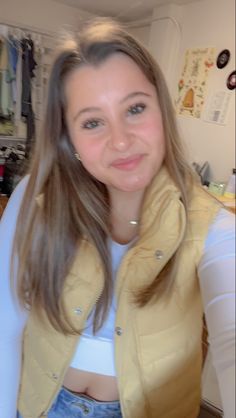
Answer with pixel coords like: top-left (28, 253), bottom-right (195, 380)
top-left (129, 220), bottom-right (139, 226)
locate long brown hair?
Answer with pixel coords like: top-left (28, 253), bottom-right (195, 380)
top-left (14, 17), bottom-right (194, 334)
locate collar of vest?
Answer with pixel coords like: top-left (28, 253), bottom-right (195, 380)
top-left (139, 165), bottom-right (186, 238)
top-left (115, 166), bottom-right (187, 294)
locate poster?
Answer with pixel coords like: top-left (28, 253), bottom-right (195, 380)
top-left (203, 90), bottom-right (231, 125)
top-left (175, 47), bottom-right (215, 119)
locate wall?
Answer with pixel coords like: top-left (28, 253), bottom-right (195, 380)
top-left (127, 24), bottom-right (150, 47)
top-left (149, 0), bottom-right (235, 182)
top-left (0, 0), bottom-right (91, 34)
top-left (0, 0), bottom-right (150, 45)
top-left (149, 3), bottom-right (184, 93)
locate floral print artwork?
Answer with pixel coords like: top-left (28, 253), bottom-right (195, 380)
top-left (175, 47), bottom-right (215, 119)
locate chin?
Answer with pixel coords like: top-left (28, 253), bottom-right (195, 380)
top-left (115, 175), bottom-right (153, 193)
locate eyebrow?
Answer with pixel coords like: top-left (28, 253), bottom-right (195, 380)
top-left (72, 91), bottom-right (152, 122)
top-left (73, 106), bottom-right (101, 122)
top-left (120, 91), bottom-right (151, 104)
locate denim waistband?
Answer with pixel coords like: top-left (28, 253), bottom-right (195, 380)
top-left (47, 386), bottom-right (122, 417)
top-left (18, 387), bottom-right (122, 417)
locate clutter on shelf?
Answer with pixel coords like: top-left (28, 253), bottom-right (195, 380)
top-left (0, 143), bottom-right (27, 196)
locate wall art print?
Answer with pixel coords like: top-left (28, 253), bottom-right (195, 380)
top-left (175, 47), bottom-right (215, 119)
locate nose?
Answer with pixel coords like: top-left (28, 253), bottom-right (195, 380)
top-left (108, 122), bottom-right (133, 152)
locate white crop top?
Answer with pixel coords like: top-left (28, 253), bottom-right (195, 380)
top-left (0, 177), bottom-right (235, 418)
top-left (70, 240), bottom-right (129, 376)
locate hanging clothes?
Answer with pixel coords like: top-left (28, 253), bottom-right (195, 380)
top-left (7, 36), bottom-right (20, 103)
top-left (0, 35), bottom-right (14, 117)
top-left (0, 23), bottom-right (53, 144)
top-left (0, 35), bottom-right (15, 136)
top-left (21, 37), bottom-right (37, 156)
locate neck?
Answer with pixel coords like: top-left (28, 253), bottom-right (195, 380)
top-left (108, 187), bottom-right (145, 244)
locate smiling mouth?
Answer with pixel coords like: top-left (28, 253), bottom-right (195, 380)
top-left (111, 154), bottom-right (144, 171)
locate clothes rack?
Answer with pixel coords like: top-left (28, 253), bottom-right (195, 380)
top-left (0, 21), bottom-right (55, 145)
top-left (0, 20), bottom-right (54, 38)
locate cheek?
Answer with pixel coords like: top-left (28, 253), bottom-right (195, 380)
top-left (144, 119), bottom-right (166, 170)
top-left (139, 116), bottom-right (165, 148)
top-left (75, 139), bottom-right (104, 170)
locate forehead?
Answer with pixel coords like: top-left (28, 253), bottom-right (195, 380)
top-left (67, 53), bottom-right (152, 88)
top-left (64, 53), bottom-right (156, 104)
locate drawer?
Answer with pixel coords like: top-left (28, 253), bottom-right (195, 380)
top-left (0, 195), bottom-right (8, 218)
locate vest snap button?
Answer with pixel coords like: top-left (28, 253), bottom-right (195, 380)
top-left (51, 373), bottom-right (58, 380)
top-left (115, 326), bottom-right (123, 336)
top-left (155, 250), bottom-right (164, 259)
top-left (74, 307), bottom-right (83, 315)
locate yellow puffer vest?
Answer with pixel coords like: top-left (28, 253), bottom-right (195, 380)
top-left (18, 167), bottom-right (220, 418)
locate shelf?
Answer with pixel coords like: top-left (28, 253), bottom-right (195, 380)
top-left (0, 137), bottom-right (26, 146)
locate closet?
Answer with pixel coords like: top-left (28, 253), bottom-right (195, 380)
top-left (0, 22), bottom-right (54, 197)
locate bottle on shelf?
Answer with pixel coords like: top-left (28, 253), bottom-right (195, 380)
top-left (224, 168), bottom-right (236, 198)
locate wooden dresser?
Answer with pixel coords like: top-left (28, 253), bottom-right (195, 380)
top-left (0, 195), bottom-right (8, 219)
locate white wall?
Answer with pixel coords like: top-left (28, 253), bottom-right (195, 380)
top-left (127, 24), bottom-right (150, 47)
top-left (0, 0), bottom-right (150, 44)
top-left (149, 3), bottom-right (184, 93)
top-left (0, 0), bottom-right (91, 34)
top-left (149, 0), bottom-right (235, 182)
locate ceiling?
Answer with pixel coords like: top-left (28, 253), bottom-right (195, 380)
top-left (53, 0), bottom-right (200, 22)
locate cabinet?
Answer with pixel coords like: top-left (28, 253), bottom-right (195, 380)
top-left (0, 195), bottom-right (8, 218)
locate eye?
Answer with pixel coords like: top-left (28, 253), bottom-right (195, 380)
top-left (127, 103), bottom-right (146, 116)
top-left (81, 119), bottom-right (104, 130)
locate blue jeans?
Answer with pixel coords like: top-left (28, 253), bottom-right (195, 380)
top-left (18, 386), bottom-right (122, 417)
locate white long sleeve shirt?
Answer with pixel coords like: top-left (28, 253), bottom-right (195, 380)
top-left (0, 179), bottom-right (235, 418)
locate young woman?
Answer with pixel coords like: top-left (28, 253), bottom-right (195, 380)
top-left (0, 18), bottom-right (235, 418)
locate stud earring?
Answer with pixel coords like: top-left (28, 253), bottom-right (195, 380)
top-left (75, 153), bottom-right (81, 161)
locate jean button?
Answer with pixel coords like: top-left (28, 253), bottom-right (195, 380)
top-left (77, 403), bottom-right (90, 414)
